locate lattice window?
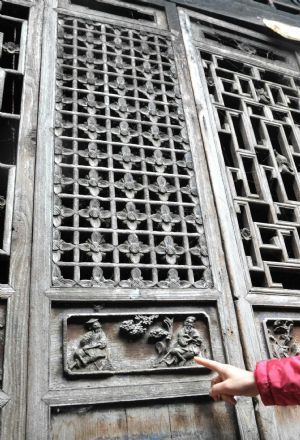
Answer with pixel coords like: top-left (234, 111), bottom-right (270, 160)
top-left (52, 15), bottom-right (212, 288)
top-left (191, 17), bottom-right (289, 65)
top-left (0, 3), bottom-right (28, 284)
top-left (200, 43), bottom-right (300, 290)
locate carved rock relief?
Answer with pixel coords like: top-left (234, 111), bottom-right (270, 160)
top-left (64, 313), bottom-right (211, 376)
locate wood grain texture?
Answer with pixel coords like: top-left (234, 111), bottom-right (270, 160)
top-left (25, 1), bottom-right (298, 439)
top-left (178, 8), bottom-right (286, 440)
top-left (50, 398), bottom-right (239, 440)
top-left (26, 0), bottom-right (57, 438)
top-left (0, 0), bottom-right (43, 439)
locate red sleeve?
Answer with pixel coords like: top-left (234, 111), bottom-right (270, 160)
top-left (254, 356), bottom-right (300, 406)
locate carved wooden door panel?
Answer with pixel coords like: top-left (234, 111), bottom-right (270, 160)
top-left (27, 0), bottom-right (259, 438)
top-left (180, 9), bottom-right (300, 440)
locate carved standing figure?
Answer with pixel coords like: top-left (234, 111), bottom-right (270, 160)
top-left (158, 316), bottom-right (204, 366)
top-left (69, 318), bottom-right (109, 370)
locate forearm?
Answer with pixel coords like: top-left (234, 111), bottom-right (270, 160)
top-left (255, 356), bottom-right (300, 406)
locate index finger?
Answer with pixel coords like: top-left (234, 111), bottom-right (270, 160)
top-left (194, 357), bottom-right (225, 373)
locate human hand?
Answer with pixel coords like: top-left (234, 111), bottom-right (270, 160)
top-left (194, 357), bottom-right (258, 405)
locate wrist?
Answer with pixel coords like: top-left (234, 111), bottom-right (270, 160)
top-left (246, 371), bottom-right (259, 396)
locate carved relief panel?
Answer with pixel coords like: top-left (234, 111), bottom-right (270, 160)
top-left (50, 302), bottom-right (223, 392)
top-left (253, 308), bottom-right (300, 360)
top-left (253, 306), bottom-right (300, 438)
top-left (64, 312), bottom-right (211, 375)
top-left (265, 318), bottom-right (300, 358)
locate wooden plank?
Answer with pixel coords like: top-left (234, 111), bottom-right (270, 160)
top-left (168, 399), bottom-right (240, 440)
top-left (126, 404), bottom-right (171, 439)
top-left (26, 0), bottom-right (57, 438)
top-left (0, 1), bottom-right (43, 439)
top-left (51, 405), bottom-right (127, 440)
top-left (2, 166), bottom-right (15, 254)
top-left (247, 293), bottom-right (300, 307)
top-left (45, 287), bottom-right (220, 301)
top-left (43, 380), bottom-right (210, 406)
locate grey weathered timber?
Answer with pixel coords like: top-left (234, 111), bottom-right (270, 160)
top-left (0, 0), bottom-right (297, 438)
top-left (180, 7), bottom-right (300, 440)
top-left (50, 398), bottom-right (240, 440)
top-left (26, 0), bottom-right (259, 438)
top-left (0, 0), bottom-right (43, 438)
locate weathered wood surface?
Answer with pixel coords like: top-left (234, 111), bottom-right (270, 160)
top-left (50, 398), bottom-right (240, 440)
top-left (179, 6), bottom-right (300, 440)
top-left (0, 0), bottom-right (296, 439)
top-left (0, 0), bottom-right (43, 439)
top-left (26, 0), bottom-right (259, 439)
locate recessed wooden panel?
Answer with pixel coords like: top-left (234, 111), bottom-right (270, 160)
top-left (64, 312), bottom-right (212, 376)
top-left (50, 398), bottom-right (239, 440)
top-left (50, 302), bottom-right (224, 390)
top-left (254, 307), bottom-right (300, 359)
top-left (264, 318), bottom-right (300, 359)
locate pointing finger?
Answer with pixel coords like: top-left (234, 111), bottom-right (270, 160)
top-left (194, 357), bottom-right (225, 374)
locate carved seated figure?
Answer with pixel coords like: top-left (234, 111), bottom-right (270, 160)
top-left (158, 316), bottom-right (204, 367)
top-left (69, 318), bottom-right (108, 370)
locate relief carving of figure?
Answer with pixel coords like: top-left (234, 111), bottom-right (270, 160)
top-left (69, 318), bottom-right (111, 371)
top-left (158, 316), bottom-right (205, 366)
top-left (268, 319), bottom-right (300, 358)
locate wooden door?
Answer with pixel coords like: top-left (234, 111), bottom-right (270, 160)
top-left (180, 8), bottom-right (300, 440)
top-left (0, 1), bottom-right (42, 438)
top-left (27, 0), bottom-right (259, 438)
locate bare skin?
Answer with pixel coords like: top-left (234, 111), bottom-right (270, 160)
top-left (194, 357), bottom-right (259, 405)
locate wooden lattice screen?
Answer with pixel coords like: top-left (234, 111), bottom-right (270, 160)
top-left (0, 0), bottom-right (300, 438)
